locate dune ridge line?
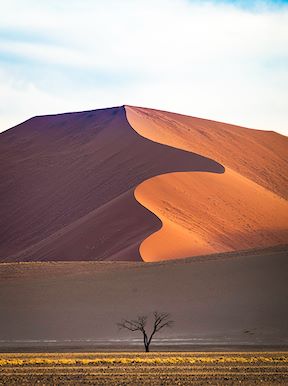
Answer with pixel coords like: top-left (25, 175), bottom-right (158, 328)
top-left (125, 105), bottom-right (288, 262)
top-left (1, 106), bottom-right (224, 262)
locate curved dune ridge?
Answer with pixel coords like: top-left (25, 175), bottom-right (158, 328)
top-left (0, 105), bottom-right (287, 262)
top-left (0, 106), bottom-right (222, 262)
top-left (125, 105), bottom-right (288, 262)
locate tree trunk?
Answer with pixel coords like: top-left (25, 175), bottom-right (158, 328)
top-left (143, 333), bottom-right (149, 352)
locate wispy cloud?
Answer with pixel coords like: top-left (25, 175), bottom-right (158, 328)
top-left (0, 0), bottom-right (287, 135)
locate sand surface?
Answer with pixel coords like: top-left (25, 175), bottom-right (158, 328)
top-left (135, 169), bottom-right (288, 261)
top-left (1, 105), bottom-right (287, 262)
top-left (1, 352), bottom-right (287, 385)
top-left (0, 106), bottom-right (221, 262)
top-left (126, 106), bottom-right (288, 199)
top-left (126, 106), bottom-right (288, 261)
top-left (0, 245), bottom-right (287, 349)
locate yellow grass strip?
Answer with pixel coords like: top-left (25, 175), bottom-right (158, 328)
top-left (1, 355), bottom-right (288, 366)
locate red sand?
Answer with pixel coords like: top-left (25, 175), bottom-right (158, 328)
top-left (1, 105), bottom-right (287, 262)
top-left (0, 106), bottom-right (221, 262)
top-left (126, 106), bottom-right (288, 261)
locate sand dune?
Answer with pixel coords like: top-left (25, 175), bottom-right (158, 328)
top-left (135, 170), bottom-right (288, 261)
top-left (0, 105), bottom-right (287, 262)
top-left (126, 106), bottom-right (288, 261)
top-left (126, 106), bottom-right (288, 199)
top-left (0, 106), bottom-right (222, 262)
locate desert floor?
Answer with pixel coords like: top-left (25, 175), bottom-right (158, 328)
top-left (0, 246), bottom-right (287, 385)
top-left (0, 245), bottom-right (287, 350)
top-left (0, 352), bottom-right (287, 385)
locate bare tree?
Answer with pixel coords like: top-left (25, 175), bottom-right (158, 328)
top-left (117, 312), bottom-right (173, 352)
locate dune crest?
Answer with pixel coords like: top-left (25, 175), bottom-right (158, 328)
top-left (1, 105), bottom-right (287, 262)
top-left (0, 106), bottom-right (222, 262)
top-left (126, 105), bottom-right (288, 262)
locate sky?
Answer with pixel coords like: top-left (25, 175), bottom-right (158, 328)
top-left (0, 0), bottom-right (288, 135)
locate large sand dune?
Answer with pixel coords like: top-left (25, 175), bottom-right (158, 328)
top-left (0, 106), bottom-right (222, 262)
top-left (1, 105), bottom-right (287, 262)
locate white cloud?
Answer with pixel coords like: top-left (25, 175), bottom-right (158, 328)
top-left (0, 0), bottom-right (287, 135)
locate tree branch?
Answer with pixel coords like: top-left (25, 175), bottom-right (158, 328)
top-left (117, 316), bottom-right (147, 332)
top-left (117, 312), bottom-right (174, 352)
top-left (147, 312), bottom-right (174, 345)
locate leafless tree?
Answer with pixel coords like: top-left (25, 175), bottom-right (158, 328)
top-left (117, 312), bottom-right (173, 352)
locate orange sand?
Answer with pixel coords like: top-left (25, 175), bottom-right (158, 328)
top-left (0, 106), bottom-right (222, 262)
top-left (1, 105), bottom-right (287, 262)
top-left (126, 106), bottom-right (288, 262)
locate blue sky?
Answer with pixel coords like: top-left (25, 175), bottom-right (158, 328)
top-left (212, 0), bottom-right (288, 6)
top-left (0, 0), bottom-right (288, 135)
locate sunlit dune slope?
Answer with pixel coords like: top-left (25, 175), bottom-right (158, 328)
top-left (126, 106), bottom-right (288, 261)
top-left (135, 170), bottom-right (288, 261)
top-left (126, 105), bottom-right (288, 199)
top-left (0, 106), bottom-right (222, 262)
top-left (1, 105), bottom-right (287, 262)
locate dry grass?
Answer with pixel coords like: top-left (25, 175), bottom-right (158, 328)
top-left (0, 353), bottom-right (288, 366)
top-left (0, 352), bottom-right (287, 385)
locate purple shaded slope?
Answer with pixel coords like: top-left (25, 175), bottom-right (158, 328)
top-left (0, 106), bottom-right (223, 262)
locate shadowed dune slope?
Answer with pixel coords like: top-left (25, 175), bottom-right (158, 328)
top-left (126, 106), bottom-right (288, 261)
top-left (0, 106), bottom-right (222, 262)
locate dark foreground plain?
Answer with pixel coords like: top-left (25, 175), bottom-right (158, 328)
top-left (0, 246), bottom-right (287, 348)
top-left (0, 352), bottom-right (287, 385)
